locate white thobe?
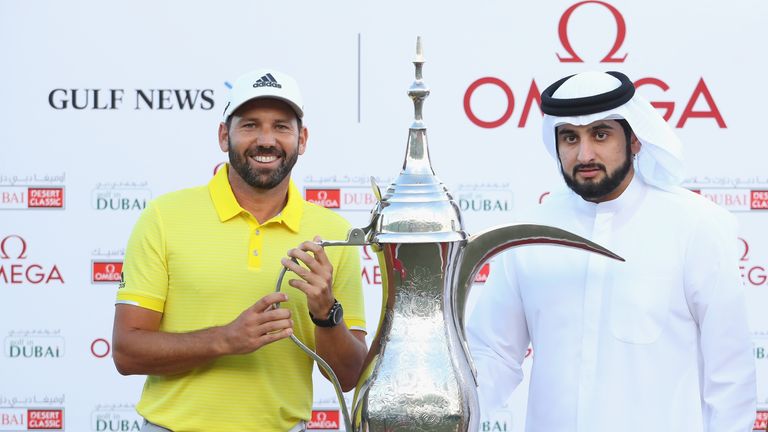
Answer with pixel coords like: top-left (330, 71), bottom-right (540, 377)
top-left (467, 176), bottom-right (756, 432)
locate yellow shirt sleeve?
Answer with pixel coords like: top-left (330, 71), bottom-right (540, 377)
top-left (116, 202), bottom-right (168, 312)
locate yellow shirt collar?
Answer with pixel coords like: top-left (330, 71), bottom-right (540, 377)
top-left (208, 165), bottom-right (303, 232)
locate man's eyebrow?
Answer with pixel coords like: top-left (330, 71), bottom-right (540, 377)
top-left (557, 127), bottom-right (575, 135)
top-left (589, 122), bottom-right (616, 131)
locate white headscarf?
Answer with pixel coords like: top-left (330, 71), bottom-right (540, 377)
top-left (541, 71), bottom-right (684, 190)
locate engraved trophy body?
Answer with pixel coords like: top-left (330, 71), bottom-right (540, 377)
top-left (280, 38), bottom-right (622, 431)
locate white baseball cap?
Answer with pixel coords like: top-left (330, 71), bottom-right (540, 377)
top-left (222, 68), bottom-right (304, 120)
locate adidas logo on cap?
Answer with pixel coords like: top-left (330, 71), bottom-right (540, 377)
top-left (253, 73), bottom-right (282, 89)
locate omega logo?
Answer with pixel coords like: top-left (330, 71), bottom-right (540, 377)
top-left (557, 0), bottom-right (627, 63)
top-left (0, 235), bottom-right (27, 259)
top-left (738, 237), bottom-right (766, 286)
top-left (0, 234), bottom-right (64, 285)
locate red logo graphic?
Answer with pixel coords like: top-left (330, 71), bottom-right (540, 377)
top-left (92, 261), bottom-right (123, 283)
top-left (305, 189), bottom-right (341, 208)
top-left (474, 263), bottom-right (491, 283)
top-left (308, 410), bottom-right (340, 430)
top-left (557, 0), bottom-right (627, 63)
top-left (27, 409), bottom-right (63, 430)
top-left (27, 188), bottom-right (64, 208)
top-left (750, 190), bottom-right (768, 210)
top-left (754, 410), bottom-right (767, 430)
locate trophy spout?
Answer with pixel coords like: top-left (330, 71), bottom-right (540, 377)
top-left (453, 223), bottom-right (624, 377)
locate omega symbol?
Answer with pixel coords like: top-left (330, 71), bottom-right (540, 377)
top-left (0, 235), bottom-right (28, 259)
top-left (557, 0), bottom-right (627, 63)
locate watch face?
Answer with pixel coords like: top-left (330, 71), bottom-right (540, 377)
top-left (331, 304), bottom-right (343, 325)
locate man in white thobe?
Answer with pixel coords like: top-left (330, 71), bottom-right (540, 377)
top-left (467, 71), bottom-right (756, 432)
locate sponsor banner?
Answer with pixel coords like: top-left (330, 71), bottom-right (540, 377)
top-left (463, 1), bottom-right (729, 133)
top-left (0, 408), bottom-right (64, 430)
top-left (304, 187), bottom-right (378, 211)
top-left (688, 188), bottom-right (767, 212)
top-left (0, 235), bottom-right (65, 286)
top-left (0, 187), bottom-right (64, 210)
top-left (307, 409), bottom-right (340, 431)
top-left (91, 183), bottom-right (150, 211)
top-left (4, 330), bottom-right (64, 359)
top-left (755, 410), bottom-right (767, 431)
top-left (90, 406), bottom-right (142, 432)
top-left (752, 190), bottom-right (768, 210)
top-left (91, 261), bottom-right (123, 284)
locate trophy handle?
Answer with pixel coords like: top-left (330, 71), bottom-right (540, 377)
top-left (454, 223), bottom-right (624, 379)
top-left (272, 226), bottom-right (374, 432)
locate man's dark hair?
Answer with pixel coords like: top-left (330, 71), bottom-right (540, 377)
top-left (615, 119), bottom-right (633, 148)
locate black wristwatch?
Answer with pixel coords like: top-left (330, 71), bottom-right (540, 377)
top-left (310, 299), bottom-right (344, 328)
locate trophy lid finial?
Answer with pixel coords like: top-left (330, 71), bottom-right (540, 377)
top-left (367, 37), bottom-right (466, 244)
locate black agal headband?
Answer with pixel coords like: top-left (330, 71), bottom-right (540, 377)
top-left (541, 71), bottom-right (635, 116)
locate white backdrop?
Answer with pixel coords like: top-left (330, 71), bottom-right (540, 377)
top-left (1, 0), bottom-right (767, 430)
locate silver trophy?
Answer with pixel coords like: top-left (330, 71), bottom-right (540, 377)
top-left (278, 37), bottom-right (623, 431)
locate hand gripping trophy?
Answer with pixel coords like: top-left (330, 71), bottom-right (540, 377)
top-left (276, 37), bottom-right (623, 431)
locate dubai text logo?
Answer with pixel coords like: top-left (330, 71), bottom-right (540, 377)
top-left (91, 405), bottom-right (143, 431)
top-left (690, 188), bottom-right (768, 212)
top-left (4, 330), bottom-right (64, 359)
top-left (92, 183), bottom-right (150, 211)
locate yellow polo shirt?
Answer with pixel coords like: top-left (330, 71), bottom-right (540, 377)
top-left (116, 166), bottom-right (365, 432)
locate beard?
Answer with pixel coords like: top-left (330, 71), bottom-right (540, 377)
top-left (561, 145), bottom-right (633, 201)
top-left (228, 138), bottom-right (299, 190)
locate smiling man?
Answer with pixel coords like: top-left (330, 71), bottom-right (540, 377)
top-left (467, 71), bottom-right (756, 432)
top-left (112, 69), bottom-right (367, 432)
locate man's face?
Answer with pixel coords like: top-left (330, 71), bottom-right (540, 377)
top-left (556, 119), bottom-right (639, 202)
top-left (220, 98), bottom-right (306, 190)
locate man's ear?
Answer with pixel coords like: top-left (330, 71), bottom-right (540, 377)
top-left (298, 126), bottom-right (309, 155)
top-left (218, 122), bottom-right (229, 152)
top-left (630, 133), bottom-right (641, 155)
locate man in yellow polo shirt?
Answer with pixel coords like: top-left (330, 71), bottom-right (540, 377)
top-left (112, 69), bottom-right (367, 432)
